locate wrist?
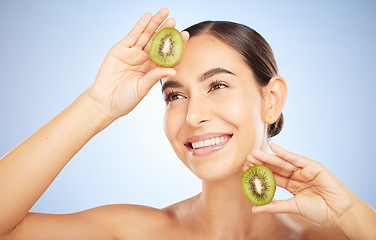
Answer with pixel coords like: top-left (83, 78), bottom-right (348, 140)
top-left (333, 196), bottom-right (376, 240)
top-left (82, 89), bottom-right (117, 122)
top-left (74, 90), bottom-right (116, 133)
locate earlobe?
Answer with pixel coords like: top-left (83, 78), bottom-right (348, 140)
top-left (264, 75), bottom-right (287, 124)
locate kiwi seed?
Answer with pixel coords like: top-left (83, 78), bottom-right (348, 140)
top-left (149, 28), bottom-right (184, 67)
top-left (241, 165), bottom-right (276, 206)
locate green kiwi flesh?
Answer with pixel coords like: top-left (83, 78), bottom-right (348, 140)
top-left (149, 28), bottom-right (184, 67)
top-left (241, 165), bottom-right (276, 206)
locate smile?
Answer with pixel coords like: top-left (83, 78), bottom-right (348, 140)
top-left (185, 133), bottom-right (233, 156)
top-left (191, 136), bottom-right (229, 149)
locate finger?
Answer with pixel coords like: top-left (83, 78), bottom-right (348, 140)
top-left (245, 154), bottom-right (264, 165)
top-left (252, 199), bottom-right (299, 215)
top-left (242, 161), bottom-right (254, 172)
top-left (273, 173), bottom-right (309, 194)
top-left (180, 30), bottom-right (190, 43)
top-left (245, 156), bottom-right (295, 188)
top-left (249, 149), bottom-right (298, 175)
top-left (121, 12), bottom-right (153, 47)
top-left (270, 143), bottom-right (309, 168)
top-left (138, 67), bottom-right (176, 97)
top-left (270, 144), bottom-right (327, 185)
top-left (143, 17), bottom-right (176, 53)
top-left (247, 154), bottom-right (291, 177)
top-left (156, 17), bottom-right (176, 33)
top-left (272, 172), bottom-right (290, 189)
top-left (135, 8), bottom-right (170, 49)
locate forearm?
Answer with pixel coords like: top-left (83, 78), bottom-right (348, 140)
top-left (335, 196), bottom-right (376, 240)
top-left (0, 90), bottom-right (114, 236)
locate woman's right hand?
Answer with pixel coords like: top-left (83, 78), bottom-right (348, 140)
top-left (87, 8), bottom-right (189, 120)
top-left (1, 9), bottom-right (191, 240)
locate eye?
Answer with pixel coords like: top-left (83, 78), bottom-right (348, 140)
top-left (163, 90), bottom-right (184, 103)
top-left (208, 80), bottom-right (228, 92)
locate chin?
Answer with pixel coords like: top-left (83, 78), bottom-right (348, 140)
top-left (187, 157), bottom-right (244, 182)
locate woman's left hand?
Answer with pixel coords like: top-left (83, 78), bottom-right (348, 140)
top-left (244, 143), bottom-right (356, 226)
top-left (245, 143), bottom-right (376, 239)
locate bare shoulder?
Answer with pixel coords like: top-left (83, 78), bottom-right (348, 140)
top-left (93, 204), bottom-right (179, 239)
top-left (7, 204), bottom-right (178, 240)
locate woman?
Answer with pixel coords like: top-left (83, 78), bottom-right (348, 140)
top-left (0, 8), bottom-right (375, 239)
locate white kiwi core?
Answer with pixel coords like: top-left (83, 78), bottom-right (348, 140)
top-left (254, 177), bottom-right (263, 194)
top-left (162, 38), bottom-right (172, 54)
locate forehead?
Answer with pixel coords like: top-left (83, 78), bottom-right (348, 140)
top-left (161, 35), bottom-right (252, 84)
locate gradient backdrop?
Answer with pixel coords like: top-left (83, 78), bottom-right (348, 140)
top-left (1, 0), bottom-right (375, 214)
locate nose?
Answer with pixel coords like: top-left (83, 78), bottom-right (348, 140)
top-left (186, 95), bottom-right (210, 127)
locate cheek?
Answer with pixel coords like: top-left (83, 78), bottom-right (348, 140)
top-left (163, 108), bottom-right (176, 144)
top-left (163, 105), bottom-right (186, 152)
top-left (218, 91), bottom-right (263, 125)
top-left (164, 105), bottom-right (194, 169)
top-left (218, 92), bottom-right (265, 148)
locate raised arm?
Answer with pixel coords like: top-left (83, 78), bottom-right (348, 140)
top-left (0, 8), bottom-right (188, 239)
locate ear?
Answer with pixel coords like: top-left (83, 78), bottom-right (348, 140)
top-left (263, 75), bottom-right (288, 124)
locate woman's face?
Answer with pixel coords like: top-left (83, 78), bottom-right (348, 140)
top-left (162, 35), bottom-right (267, 181)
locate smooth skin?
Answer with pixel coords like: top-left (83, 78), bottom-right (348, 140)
top-left (0, 8), bottom-right (375, 240)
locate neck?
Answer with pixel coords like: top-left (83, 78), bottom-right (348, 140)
top-left (193, 168), bottom-right (256, 238)
top-left (190, 138), bottom-right (270, 238)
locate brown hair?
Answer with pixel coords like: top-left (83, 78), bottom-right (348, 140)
top-left (184, 21), bottom-right (283, 138)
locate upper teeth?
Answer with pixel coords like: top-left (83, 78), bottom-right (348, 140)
top-left (191, 137), bottom-right (228, 149)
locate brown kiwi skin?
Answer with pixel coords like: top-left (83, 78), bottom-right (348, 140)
top-left (149, 28), bottom-right (184, 67)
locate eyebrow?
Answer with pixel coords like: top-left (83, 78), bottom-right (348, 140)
top-left (161, 67), bottom-right (236, 93)
top-left (200, 67), bottom-right (236, 81)
top-left (161, 80), bottom-right (182, 93)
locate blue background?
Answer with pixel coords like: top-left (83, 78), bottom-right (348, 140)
top-left (0, 0), bottom-right (375, 213)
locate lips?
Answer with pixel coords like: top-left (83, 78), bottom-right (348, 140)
top-left (190, 136), bottom-right (229, 149)
top-left (185, 133), bottom-right (233, 156)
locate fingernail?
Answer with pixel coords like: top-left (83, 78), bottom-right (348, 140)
top-left (247, 162), bottom-right (254, 167)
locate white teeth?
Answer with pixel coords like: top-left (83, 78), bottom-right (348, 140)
top-left (191, 136), bottom-right (228, 149)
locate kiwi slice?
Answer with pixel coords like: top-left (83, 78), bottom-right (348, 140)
top-left (241, 165), bottom-right (276, 206)
top-left (149, 28), bottom-right (184, 67)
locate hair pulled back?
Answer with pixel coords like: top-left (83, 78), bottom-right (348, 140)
top-left (184, 21), bottom-right (283, 138)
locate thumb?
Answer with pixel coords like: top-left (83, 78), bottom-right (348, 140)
top-left (138, 67), bottom-right (176, 97)
top-left (252, 199), bottom-right (299, 215)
